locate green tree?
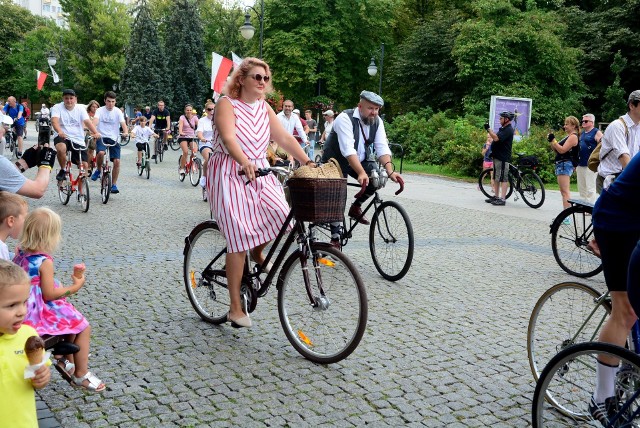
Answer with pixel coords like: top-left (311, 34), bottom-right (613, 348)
top-left (59, 0), bottom-right (131, 100)
top-left (601, 51), bottom-right (628, 122)
top-left (120, 0), bottom-right (170, 109)
top-left (163, 0), bottom-right (208, 110)
top-left (200, 0), bottom-right (248, 59)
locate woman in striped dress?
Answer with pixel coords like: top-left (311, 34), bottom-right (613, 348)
top-left (207, 57), bottom-right (313, 328)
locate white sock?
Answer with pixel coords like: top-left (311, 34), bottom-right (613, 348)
top-left (593, 359), bottom-right (619, 403)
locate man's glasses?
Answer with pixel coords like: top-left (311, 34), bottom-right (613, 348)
top-left (206, 108), bottom-right (214, 111)
top-left (581, 120), bottom-right (592, 123)
top-left (248, 73), bottom-right (270, 83)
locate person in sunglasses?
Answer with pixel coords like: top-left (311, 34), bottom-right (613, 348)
top-left (577, 114), bottom-right (602, 203)
top-left (196, 102), bottom-right (215, 192)
top-left (209, 57), bottom-right (314, 328)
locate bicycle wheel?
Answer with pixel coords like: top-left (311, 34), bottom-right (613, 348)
top-left (532, 342), bottom-right (640, 426)
top-left (80, 178), bottom-right (90, 212)
top-left (278, 243), bottom-right (367, 364)
top-left (145, 160), bottom-right (150, 179)
top-left (153, 137), bottom-right (159, 164)
top-left (551, 205), bottom-right (602, 278)
top-left (159, 145), bottom-right (164, 162)
top-left (137, 160), bottom-right (143, 176)
top-left (189, 158), bottom-right (202, 187)
top-left (170, 137), bottom-right (180, 151)
top-left (178, 155), bottom-right (186, 181)
top-left (119, 134), bottom-right (130, 146)
top-left (478, 168), bottom-right (513, 200)
top-left (369, 201), bottom-right (414, 281)
top-left (528, 282), bottom-right (611, 384)
top-left (519, 171), bottom-right (545, 208)
top-left (101, 172), bottom-right (112, 204)
top-left (183, 221), bottom-right (229, 324)
top-left (57, 174), bottom-right (71, 205)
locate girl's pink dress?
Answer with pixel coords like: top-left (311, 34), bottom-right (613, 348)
top-left (13, 251), bottom-right (89, 335)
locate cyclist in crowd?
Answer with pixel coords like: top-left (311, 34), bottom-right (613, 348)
top-left (318, 109), bottom-right (334, 145)
top-left (208, 57), bottom-right (314, 328)
top-left (149, 100), bottom-right (171, 158)
top-left (177, 104), bottom-right (199, 178)
top-left (142, 106), bottom-right (152, 121)
top-left (21, 101), bottom-right (30, 140)
top-left (196, 101), bottom-right (215, 194)
top-left (548, 116), bottom-right (579, 210)
top-left (276, 100), bottom-right (308, 149)
top-left (85, 100), bottom-right (100, 171)
top-left (52, 89), bottom-right (101, 182)
top-left (321, 90), bottom-right (404, 248)
top-left (131, 116), bottom-right (157, 167)
top-left (90, 91), bottom-right (128, 194)
top-left (483, 111), bottom-right (515, 206)
top-left (3, 96), bottom-right (26, 157)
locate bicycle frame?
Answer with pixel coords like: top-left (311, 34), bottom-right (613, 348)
top-left (62, 142), bottom-right (88, 194)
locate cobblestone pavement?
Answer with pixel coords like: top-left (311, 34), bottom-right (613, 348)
top-left (8, 135), bottom-right (605, 427)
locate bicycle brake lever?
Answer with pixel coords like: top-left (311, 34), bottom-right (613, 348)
top-left (395, 176), bottom-right (405, 195)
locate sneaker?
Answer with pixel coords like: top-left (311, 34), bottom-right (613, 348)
top-left (485, 196), bottom-right (497, 203)
top-left (151, 154), bottom-right (156, 160)
top-left (56, 170), bottom-right (66, 182)
top-left (491, 198), bottom-right (506, 206)
top-left (90, 169), bottom-right (101, 181)
top-left (111, 185), bottom-right (119, 194)
top-left (179, 168), bottom-right (185, 175)
top-left (163, 144), bottom-right (168, 151)
top-left (17, 151), bottom-right (22, 158)
top-left (588, 396), bottom-right (628, 427)
top-left (200, 177), bottom-right (206, 188)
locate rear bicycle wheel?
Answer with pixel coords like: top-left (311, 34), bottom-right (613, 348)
top-left (478, 168), bottom-right (513, 200)
top-left (519, 171), bottom-right (545, 208)
top-left (183, 221), bottom-right (229, 324)
top-left (278, 243), bottom-right (367, 364)
top-left (551, 205), bottom-right (602, 278)
top-left (369, 201), bottom-right (414, 281)
top-left (527, 282), bottom-right (610, 384)
top-left (170, 137), bottom-right (180, 151)
top-left (80, 177), bottom-right (90, 212)
top-left (190, 158), bottom-right (202, 186)
top-left (532, 342), bottom-right (640, 426)
top-left (101, 172), bottom-right (112, 204)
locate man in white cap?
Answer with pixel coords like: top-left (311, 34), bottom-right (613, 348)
top-left (277, 100), bottom-right (308, 147)
top-left (321, 90), bottom-right (404, 247)
top-left (319, 109), bottom-right (335, 145)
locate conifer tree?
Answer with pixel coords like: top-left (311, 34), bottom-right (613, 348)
top-left (120, 0), bottom-right (169, 109)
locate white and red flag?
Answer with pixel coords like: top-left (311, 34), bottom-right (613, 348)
top-left (36, 70), bottom-right (48, 90)
top-left (211, 52), bottom-right (233, 96)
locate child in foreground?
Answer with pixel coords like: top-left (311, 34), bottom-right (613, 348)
top-left (0, 259), bottom-right (51, 428)
top-left (13, 207), bottom-right (105, 392)
top-left (0, 191), bottom-right (28, 260)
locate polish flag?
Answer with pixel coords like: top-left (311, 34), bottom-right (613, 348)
top-left (36, 70), bottom-right (48, 90)
top-left (211, 52), bottom-right (233, 95)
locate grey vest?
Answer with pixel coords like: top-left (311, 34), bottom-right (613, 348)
top-left (321, 109), bottom-right (379, 173)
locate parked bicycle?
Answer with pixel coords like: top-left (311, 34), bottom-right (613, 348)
top-left (57, 140), bottom-right (90, 213)
top-left (183, 166), bottom-right (367, 364)
top-left (177, 138), bottom-right (201, 186)
top-left (478, 153), bottom-right (546, 208)
top-left (550, 199), bottom-right (602, 278)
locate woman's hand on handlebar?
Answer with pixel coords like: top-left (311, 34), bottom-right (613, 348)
top-left (240, 162), bottom-right (258, 181)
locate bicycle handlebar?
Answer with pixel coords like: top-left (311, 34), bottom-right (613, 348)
top-left (238, 166), bottom-right (292, 184)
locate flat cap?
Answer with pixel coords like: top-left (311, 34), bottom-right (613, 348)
top-left (628, 90), bottom-right (640, 103)
top-left (322, 110), bottom-right (334, 117)
top-left (359, 90), bottom-right (384, 107)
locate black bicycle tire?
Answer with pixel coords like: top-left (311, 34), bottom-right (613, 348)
top-left (145, 160), bottom-right (150, 179)
top-left (183, 221), bottom-right (230, 324)
top-left (119, 135), bottom-right (130, 146)
top-left (178, 155), bottom-right (186, 181)
top-left (277, 243), bottom-right (367, 364)
top-left (101, 172), bottom-right (111, 204)
top-left (170, 137), bottom-right (180, 151)
top-left (137, 160), bottom-right (143, 176)
top-left (532, 341), bottom-right (640, 426)
top-left (369, 201), bottom-right (414, 281)
top-left (190, 158), bottom-right (202, 187)
top-left (519, 171), bottom-right (545, 209)
top-left (551, 205), bottom-right (603, 278)
top-left (58, 174), bottom-right (71, 205)
top-left (478, 168), bottom-right (514, 200)
top-left (80, 178), bottom-right (90, 213)
top-left (527, 282), bottom-right (611, 383)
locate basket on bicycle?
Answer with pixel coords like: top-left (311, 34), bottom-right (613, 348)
top-left (287, 177), bottom-right (347, 223)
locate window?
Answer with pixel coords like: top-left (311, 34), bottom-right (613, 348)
top-left (43, 4), bottom-right (50, 11)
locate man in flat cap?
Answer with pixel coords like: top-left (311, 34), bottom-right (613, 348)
top-left (322, 90), bottom-right (404, 248)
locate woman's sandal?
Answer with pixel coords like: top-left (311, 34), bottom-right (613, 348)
top-left (54, 358), bottom-right (75, 384)
top-left (72, 371), bottom-right (106, 393)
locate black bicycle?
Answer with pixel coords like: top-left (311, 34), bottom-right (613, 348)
top-left (183, 167), bottom-right (368, 364)
top-left (478, 153), bottom-right (546, 208)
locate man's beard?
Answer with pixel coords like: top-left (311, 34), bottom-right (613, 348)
top-left (362, 115), bottom-right (376, 126)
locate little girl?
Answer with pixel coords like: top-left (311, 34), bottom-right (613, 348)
top-left (131, 116), bottom-right (157, 167)
top-left (13, 207), bottom-right (105, 392)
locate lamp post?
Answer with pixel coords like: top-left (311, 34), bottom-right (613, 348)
top-left (239, 0), bottom-right (264, 59)
top-left (47, 50), bottom-right (62, 85)
top-left (366, 43), bottom-right (384, 96)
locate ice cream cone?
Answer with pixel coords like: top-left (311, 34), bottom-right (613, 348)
top-left (24, 336), bottom-right (45, 365)
top-left (73, 263), bottom-right (86, 279)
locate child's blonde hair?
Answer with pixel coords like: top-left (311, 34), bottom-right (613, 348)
top-left (0, 259), bottom-right (29, 289)
top-left (0, 191), bottom-right (28, 224)
top-left (19, 207), bottom-right (62, 254)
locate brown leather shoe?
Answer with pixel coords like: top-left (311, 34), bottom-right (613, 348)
top-left (348, 204), bottom-right (369, 225)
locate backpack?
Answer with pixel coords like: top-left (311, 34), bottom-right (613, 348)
top-left (587, 117), bottom-right (629, 173)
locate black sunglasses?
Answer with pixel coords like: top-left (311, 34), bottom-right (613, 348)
top-left (206, 107), bottom-right (214, 111)
top-left (581, 120), bottom-right (591, 123)
top-left (248, 73), bottom-right (270, 83)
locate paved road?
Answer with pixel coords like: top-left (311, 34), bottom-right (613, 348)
top-left (8, 131), bottom-right (605, 426)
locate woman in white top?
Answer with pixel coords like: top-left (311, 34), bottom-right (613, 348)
top-left (196, 101), bottom-right (215, 190)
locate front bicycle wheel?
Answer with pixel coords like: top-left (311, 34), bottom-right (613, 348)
top-left (80, 178), bottom-right (90, 212)
top-left (532, 342), bottom-right (640, 426)
top-left (278, 243), bottom-right (367, 364)
top-left (551, 205), bottom-right (602, 278)
top-left (519, 171), bottom-right (545, 208)
top-left (528, 282), bottom-right (610, 384)
top-left (57, 173), bottom-right (71, 205)
top-left (170, 137), bottom-right (180, 151)
top-left (190, 158), bottom-right (202, 187)
top-left (145, 160), bottom-right (150, 179)
top-left (478, 168), bottom-right (513, 200)
top-left (159, 145), bottom-right (164, 162)
top-left (178, 155), bottom-right (186, 181)
top-left (101, 172), bottom-right (111, 204)
top-left (183, 221), bottom-right (229, 324)
top-left (137, 161), bottom-right (143, 176)
top-left (369, 201), bottom-right (414, 281)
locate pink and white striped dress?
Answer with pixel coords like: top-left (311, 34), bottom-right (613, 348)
top-left (206, 97), bottom-right (290, 253)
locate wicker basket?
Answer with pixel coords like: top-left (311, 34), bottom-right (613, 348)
top-left (287, 177), bottom-right (347, 223)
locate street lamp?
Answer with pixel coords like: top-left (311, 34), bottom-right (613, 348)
top-left (46, 49), bottom-right (62, 84)
top-left (367, 43), bottom-right (384, 96)
top-left (47, 51), bottom-right (56, 67)
top-left (113, 83), bottom-right (118, 91)
top-left (239, 0), bottom-right (264, 59)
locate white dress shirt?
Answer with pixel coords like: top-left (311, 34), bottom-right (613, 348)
top-left (332, 108), bottom-right (391, 161)
top-left (276, 111), bottom-right (308, 144)
top-left (598, 113), bottom-right (640, 178)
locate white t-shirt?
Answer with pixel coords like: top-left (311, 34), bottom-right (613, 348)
top-left (196, 116), bottom-right (214, 141)
top-left (51, 102), bottom-right (90, 145)
top-left (95, 106), bottom-right (125, 141)
top-left (0, 156), bottom-right (26, 192)
top-left (0, 240), bottom-right (9, 260)
top-left (133, 125), bottom-right (154, 143)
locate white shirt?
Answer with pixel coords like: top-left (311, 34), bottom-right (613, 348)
top-left (323, 121), bottom-right (334, 140)
top-left (51, 102), bottom-right (90, 145)
top-left (276, 112), bottom-right (308, 143)
top-left (133, 125), bottom-right (154, 143)
top-left (95, 106), bottom-right (125, 141)
top-left (598, 113), bottom-right (640, 178)
top-left (332, 108), bottom-right (391, 161)
top-left (0, 240), bottom-right (9, 261)
top-left (40, 107), bottom-right (50, 118)
top-left (196, 116), bottom-right (214, 141)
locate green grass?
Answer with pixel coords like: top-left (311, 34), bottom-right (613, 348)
top-left (400, 161), bottom-right (578, 192)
